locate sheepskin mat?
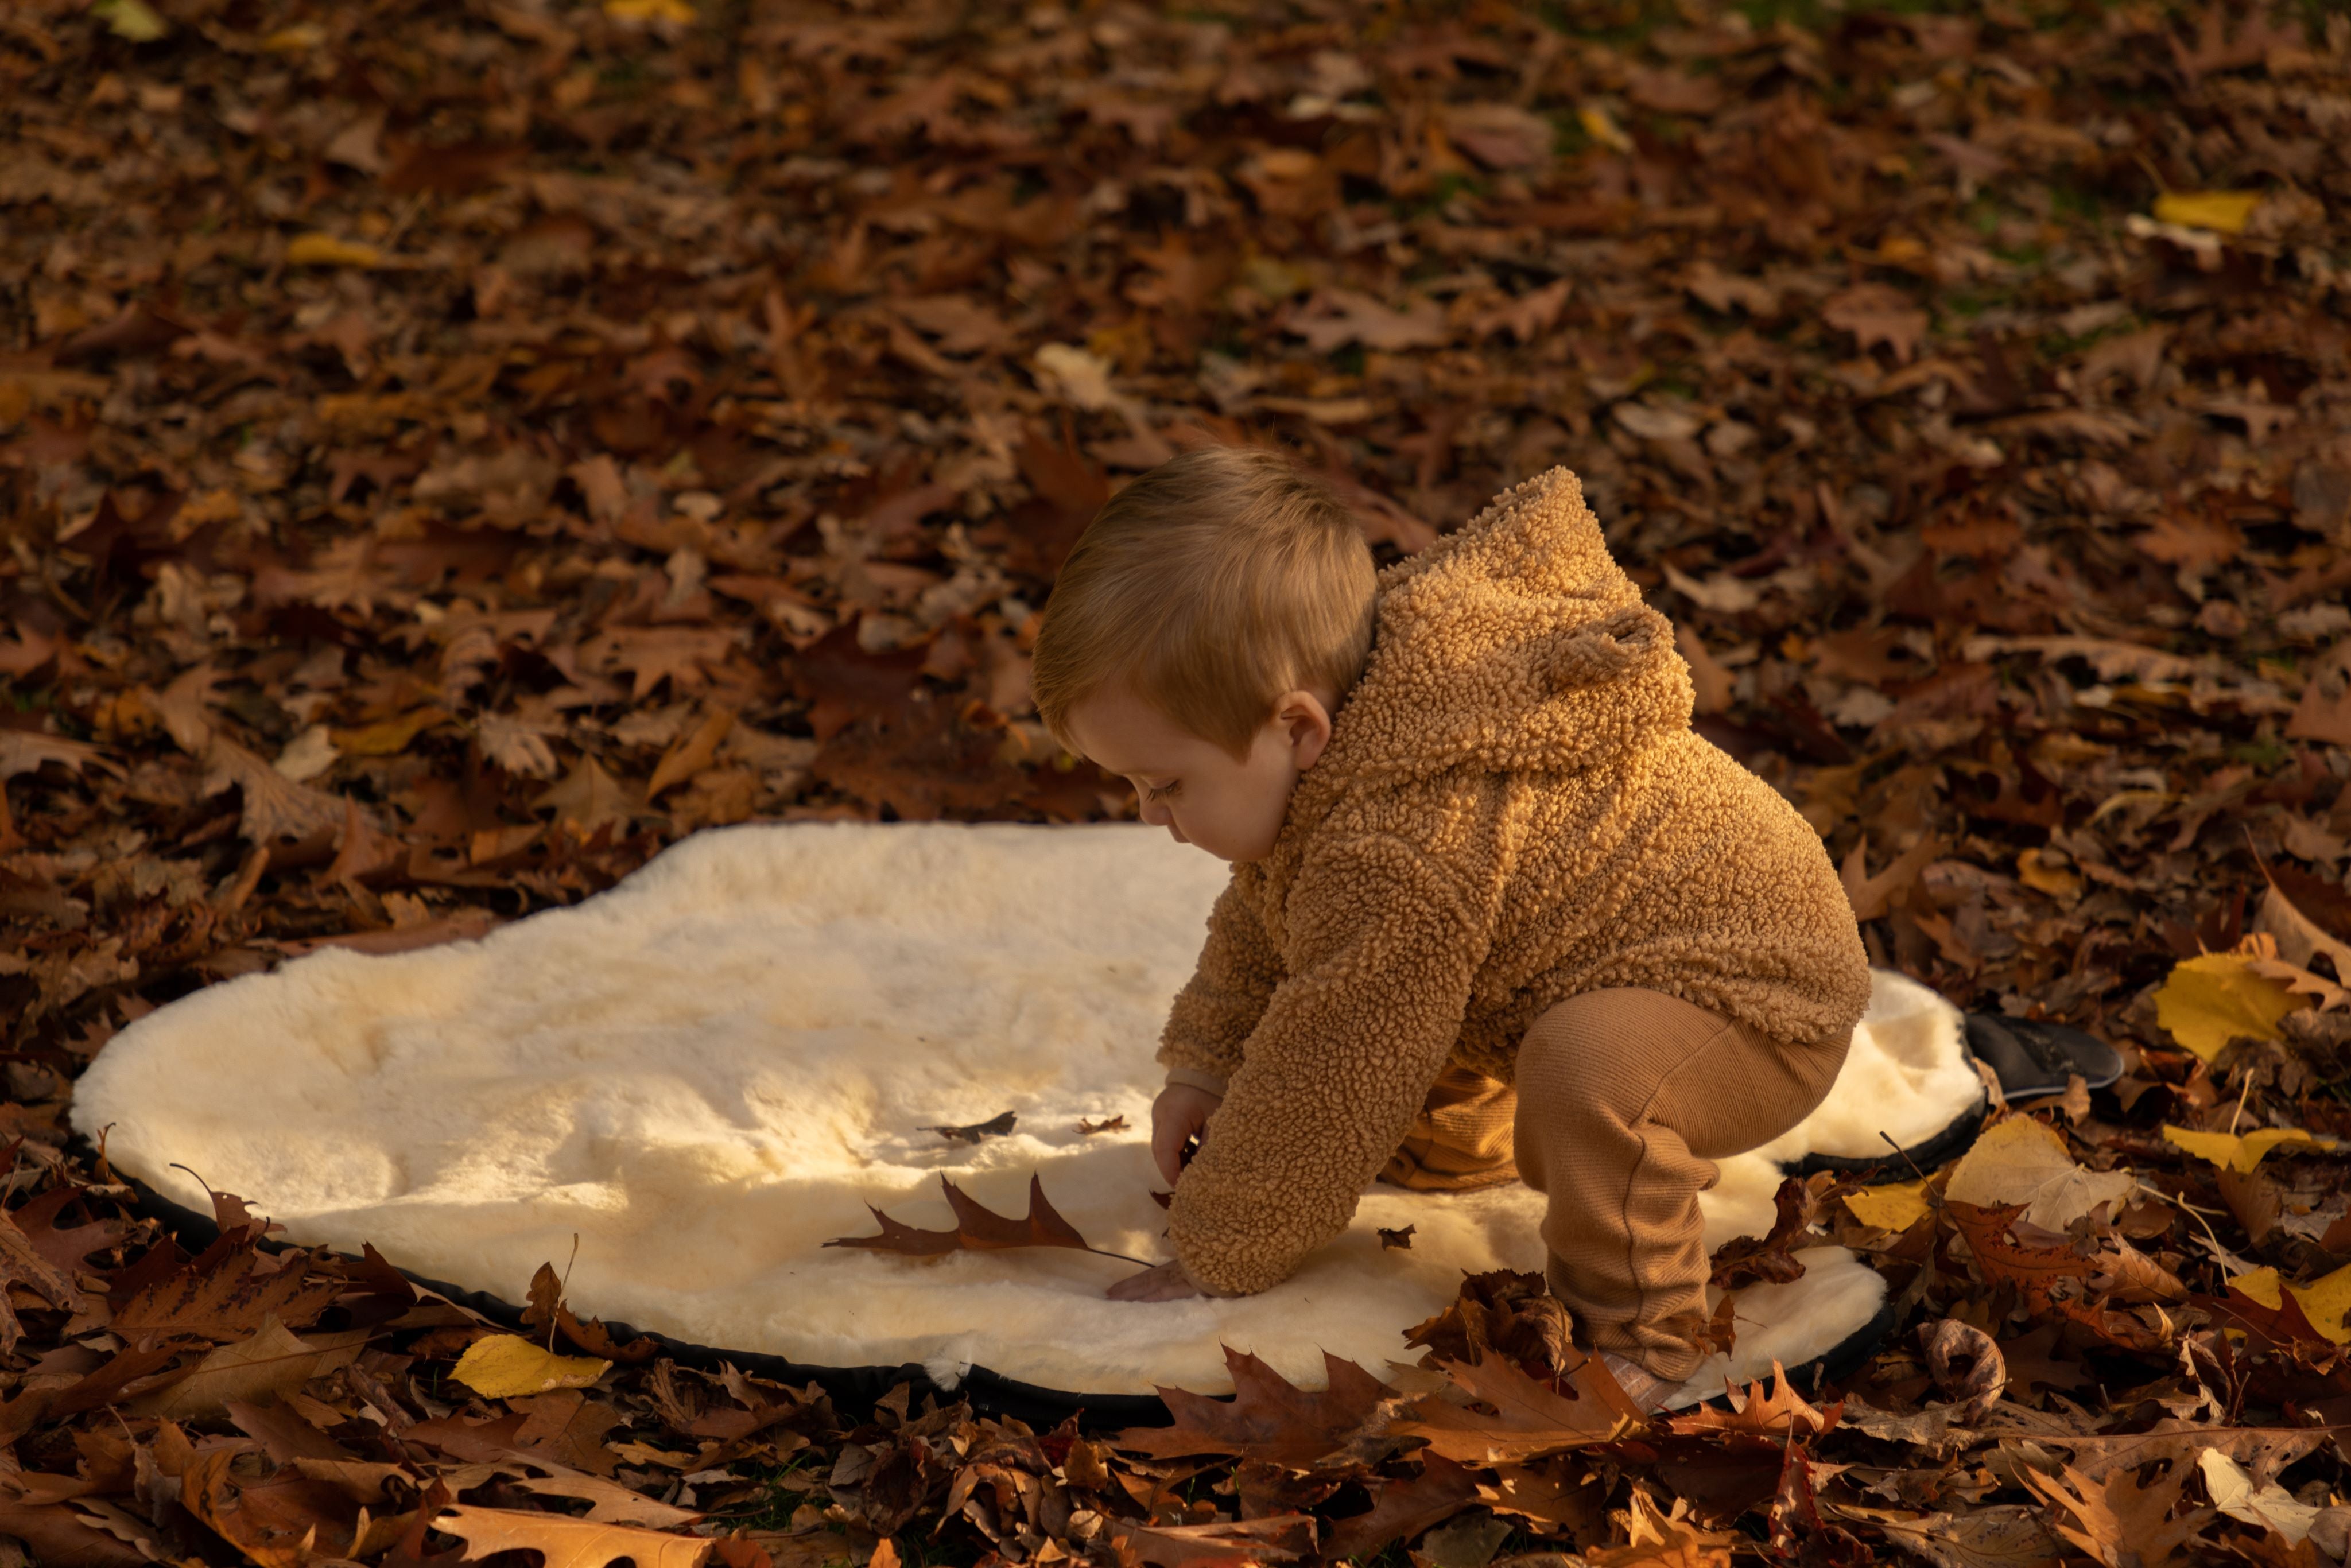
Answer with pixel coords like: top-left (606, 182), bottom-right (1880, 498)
top-left (73, 822), bottom-right (1977, 1403)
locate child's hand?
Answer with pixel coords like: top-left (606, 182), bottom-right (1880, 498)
top-left (1151, 1083), bottom-right (1223, 1187)
top-left (1107, 1259), bottom-right (1203, 1302)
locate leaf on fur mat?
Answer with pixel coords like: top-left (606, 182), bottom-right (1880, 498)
top-left (825, 1172), bottom-right (1131, 1262)
top-left (1945, 1118), bottom-right (2135, 1231)
top-left (1115, 1348), bottom-right (1391, 1469)
top-left (1663, 1362), bottom-right (1841, 1438)
top-left (1112, 1512), bottom-right (1317, 1567)
top-left (1403, 1268), bottom-right (1574, 1376)
top-left (1386, 1350), bottom-right (1643, 1464)
top-left (920, 1109), bottom-right (1017, 1143)
top-left (1708, 1174), bottom-right (1848, 1287)
top-left (452, 1333), bottom-right (612, 1398)
top-left (434, 1503), bottom-right (713, 1567)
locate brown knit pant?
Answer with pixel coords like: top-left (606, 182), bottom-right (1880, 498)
top-left (1380, 988), bottom-right (1848, 1381)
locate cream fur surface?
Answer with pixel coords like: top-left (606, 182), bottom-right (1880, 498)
top-left (75, 822), bottom-right (1968, 1396)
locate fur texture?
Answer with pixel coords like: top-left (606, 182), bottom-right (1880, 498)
top-left (73, 823), bottom-right (1957, 1396)
top-left (1162, 468), bottom-right (1874, 1294)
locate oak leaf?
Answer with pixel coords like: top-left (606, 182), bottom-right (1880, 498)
top-left (1114, 1348), bottom-right (1391, 1469)
top-left (825, 1173), bottom-right (1132, 1262)
top-left (1386, 1350), bottom-right (1642, 1464)
top-left (112, 1238), bottom-right (344, 1344)
top-left (131, 1318), bottom-right (366, 1419)
top-left (1323, 1454), bottom-right (1480, 1556)
top-left (2020, 1460), bottom-right (2212, 1568)
top-left (1663, 1362), bottom-right (1840, 1439)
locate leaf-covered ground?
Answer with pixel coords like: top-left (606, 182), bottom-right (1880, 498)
top-left (5, 0), bottom-right (2351, 1563)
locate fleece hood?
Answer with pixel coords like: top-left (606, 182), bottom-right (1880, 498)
top-left (1329, 467), bottom-right (1694, 781)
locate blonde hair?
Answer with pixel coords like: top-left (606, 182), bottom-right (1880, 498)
top-left (1032, 447), bottom-right (1378, 758)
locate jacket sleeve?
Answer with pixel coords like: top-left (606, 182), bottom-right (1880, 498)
top-left (1167, 833), bottom-right (1489, 1295)
top-left (1154, 874), bottom-right (1282, 1093)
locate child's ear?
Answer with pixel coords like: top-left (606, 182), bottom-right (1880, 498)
top-left (1277, 690), bottom-right (1334, 769)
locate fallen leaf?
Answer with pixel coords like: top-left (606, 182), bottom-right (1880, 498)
top-left (435, 1503), bottom-right (711, 1567)
top-left (920, 1110), bottom-right (1016, 1144)
top-left (286, 233), bottom-right (385, 268)
top-left (534, 756), bottom-right (639, 836)
top-left (2020, 1460), bottom-right (2212, 1568)
top-left (825, 1173), bottom-right (1126, 1262)
top-left (2152, 191), bottom-right (2261, 235)
top-left (1112, 1513), bottom-right (1316, 1567)
top-left (2197, 1447), bottom-right (2321, 1543)
top-left (130, 1318), bottom-right (366, 1418)
top-left (1115, 1349), bottom-right (1391, 1469)
top-left (2162, 1124), bottom-right (2340, 1173)
top-left (2154, 951), bottom-right (2302, 1060)
top-left (1387, 1350), bottom-right (1642, 1464)
top-left (1945, 1117), bottom-right (2135, 1230)
top-left (452, 1333), bottom-right (612, 1398)
top-left (1844, 1179), bottom-right (1933, 1231)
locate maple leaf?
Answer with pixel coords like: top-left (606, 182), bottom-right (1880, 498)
top-left (2021, 1461), bottom-right (2213, 1568)
top-left (435, 1504), bottom-right (711, 1568)
top-left (1386, 1350), bottom-right (1643, 1464)
top-left (825, 1173), bottom-right (1143, 1264)
top-left (1114, 1348), bottom-right (1391, 1469)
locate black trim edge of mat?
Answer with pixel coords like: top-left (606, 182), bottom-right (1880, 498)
top-left (115, 1170), bottom-right (1170, 1431)
top-left (1784, 1089), bottom-right (1991, 1181)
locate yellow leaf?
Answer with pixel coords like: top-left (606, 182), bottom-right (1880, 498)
top-left (92, 0), bottom-right (169, 41)
top-left (2163, 1124), bottom-right (2340, 1173)
top-left (2298, 1262), bottom-right (2351, 1344)
top-left (1578, 104), bottom-right (1632, 153)
top-left (2230, 1267), bottom-right (2283, 1310)
top-left (2016, 848), bottom-right (2084, 901)
top-left (286, 233), bottom-right (384, 269)
top-left (2153, 953), bottom-right (2300, 1062)
top-left (333, 705), bottom-right (449, 758)
top-left (1842, 1179), bottom-right (1931, 1232)
top-left (2224, 1263), bottom-right (2351, 1343)
top-left (261, 22), bottom-right (327, 52)
top-left (605, 0), bottom-right (695, 21)
top-left (2152, 190), bottom-right (2261, 235)
top-left (452, 1334), bottom-right (610, 1398)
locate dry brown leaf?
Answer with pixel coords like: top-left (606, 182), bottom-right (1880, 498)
top-left (435, 1503), bottom-right (712, 1568)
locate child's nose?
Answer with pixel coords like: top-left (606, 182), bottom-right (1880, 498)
top-left (1138, 795), bottom-right (1170, 826)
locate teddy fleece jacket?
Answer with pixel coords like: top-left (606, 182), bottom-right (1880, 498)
top-left (1158, 467), bottom-right (1872, 1297)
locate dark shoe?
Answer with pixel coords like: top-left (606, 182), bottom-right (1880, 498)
top-left (1964, 1015), bottom-right (2123, 1100)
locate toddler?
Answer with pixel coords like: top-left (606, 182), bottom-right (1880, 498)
top-left (1029, 448), bottom-right (1869, 1407)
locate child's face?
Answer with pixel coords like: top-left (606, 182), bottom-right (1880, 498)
top-left (1065, 682), bottom-right (1334, 864)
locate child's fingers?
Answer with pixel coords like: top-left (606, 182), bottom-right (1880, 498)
top-left (1152, 1121), bottom-right (1187, 1186)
